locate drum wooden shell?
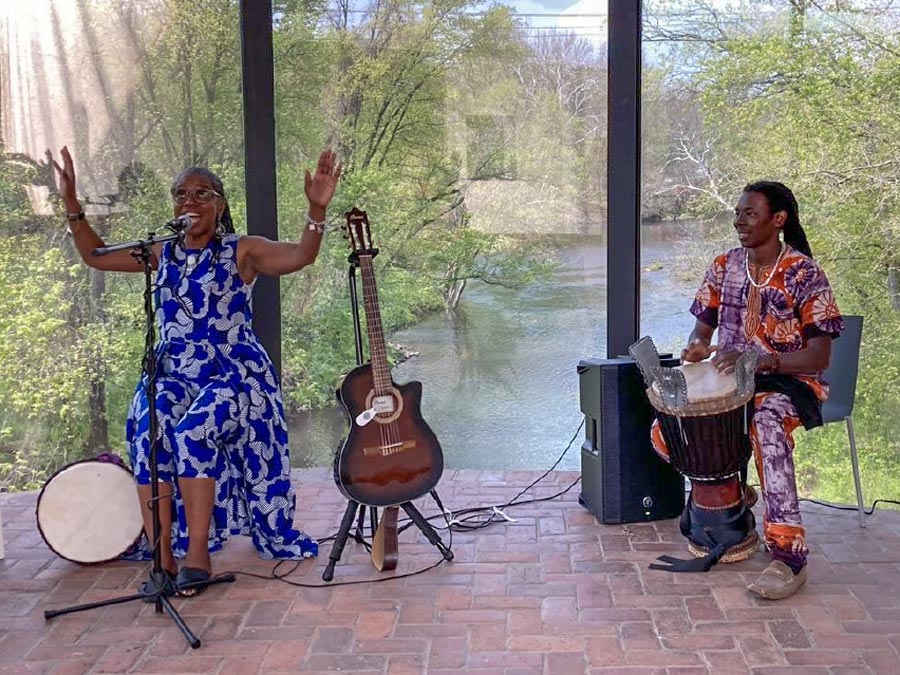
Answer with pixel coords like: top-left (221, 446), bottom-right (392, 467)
top-left (649, 362), bottom-right (752, 481)
top-left (36, 458), bottom-right (143, 565)
top-left (656, 405), bottom-right (752, 481)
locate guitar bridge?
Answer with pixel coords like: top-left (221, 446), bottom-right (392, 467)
top-left (363, 440), bottom-right (417, 457)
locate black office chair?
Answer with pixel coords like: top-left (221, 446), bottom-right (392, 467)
top-left (820, 315), bottom-right (866, 528)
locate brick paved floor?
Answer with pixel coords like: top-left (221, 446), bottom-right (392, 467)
top-left (1, 468), bottom-right (899, 674)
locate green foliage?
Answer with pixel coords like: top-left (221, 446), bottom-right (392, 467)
top-left (270, 0), bottom-right (561, 406)
top-left (0, 156), bottom-right (41, 227)
top-left (675, 1), bottom-right (900, 505)
top-left (0, 234), bottom-right (90, 488)
top-left (0, 0), bottom-right (596, 490)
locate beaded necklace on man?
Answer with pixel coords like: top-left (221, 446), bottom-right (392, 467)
top-left (743, 241), bottom-right (787, 341)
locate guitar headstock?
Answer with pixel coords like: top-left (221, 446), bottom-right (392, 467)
top-left (344, 207), bottom-right (378, 262)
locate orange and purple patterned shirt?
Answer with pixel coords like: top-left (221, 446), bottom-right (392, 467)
top-left (691, 245), bottom-right (843, 401)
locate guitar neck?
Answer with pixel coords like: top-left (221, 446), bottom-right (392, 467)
top-left (358, 254), bottom-right (392, 394)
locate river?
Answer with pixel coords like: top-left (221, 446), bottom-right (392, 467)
top-left (288, 221), bottom-right (716, 472)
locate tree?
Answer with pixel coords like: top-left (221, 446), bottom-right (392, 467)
top-left (653, 0), bottom-right (900, 503)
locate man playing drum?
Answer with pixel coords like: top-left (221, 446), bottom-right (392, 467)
top-left (652, 182), bottom-right (843, 600)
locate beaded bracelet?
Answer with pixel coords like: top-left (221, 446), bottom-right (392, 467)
top-left (306, 213), bottom-right (327, 234)
top-left (65, 211), bottom-right (85, 236)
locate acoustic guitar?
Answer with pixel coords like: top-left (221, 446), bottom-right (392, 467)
top-left (334, 208), bottom-right (444, 510)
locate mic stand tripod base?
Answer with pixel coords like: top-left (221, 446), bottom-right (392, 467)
top-left (44, 570), bottom-right (238, 649)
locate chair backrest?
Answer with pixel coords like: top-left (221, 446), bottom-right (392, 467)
top-left (821, 315), bottom-right (863, 423)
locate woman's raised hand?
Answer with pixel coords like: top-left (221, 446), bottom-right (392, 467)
top-left (48, 146), bottom-right (79, 209)
top-left (304, 149), bottom-right (342, 209)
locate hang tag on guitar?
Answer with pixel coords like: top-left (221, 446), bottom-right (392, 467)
top-left (355, 408), bottom-right (376, 427)
top-left (354, 393), bottom-right (395, 426)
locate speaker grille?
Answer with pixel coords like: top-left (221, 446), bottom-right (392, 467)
top-left (578, 357), bottom-right (684, 524)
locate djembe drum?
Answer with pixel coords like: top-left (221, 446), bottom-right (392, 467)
top-left (629, 337), bottom-right (759, 572)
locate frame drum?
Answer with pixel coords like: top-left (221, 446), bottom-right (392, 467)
top-left (36, 458), bottom-right (143, 564)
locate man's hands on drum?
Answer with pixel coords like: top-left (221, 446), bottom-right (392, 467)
top-left (710, 350), bottom-right (742, 374)
top-left (681, 338), bottom-right (716, 364)
top-left (681, 339), bottom-right (745, 375)
top-left (683, 344), bottom-right (774, 375)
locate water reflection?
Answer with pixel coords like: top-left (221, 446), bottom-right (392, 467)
top-left (289, 222), bottom-right (711, 471)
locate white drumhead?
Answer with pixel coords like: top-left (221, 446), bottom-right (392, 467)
top-left (37, 460), bottom-right (143, 564)
top-left (678, 361), bottom-right (737, 403)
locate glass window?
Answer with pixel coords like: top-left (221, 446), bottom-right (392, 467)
top-left (276, 1), bottom-right (609, 472)
top-left (0, 0), bottom-right (243, 489)
top-left (640, 1), bottom-right (900, 506)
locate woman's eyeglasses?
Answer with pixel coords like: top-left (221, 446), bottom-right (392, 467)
top-left (171, 188), bottom-right (221, 205)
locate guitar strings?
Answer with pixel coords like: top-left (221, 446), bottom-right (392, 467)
top-left (361, 256), bottom-right (388, 450)
top-left (362, 255), bottom-right (399, 452)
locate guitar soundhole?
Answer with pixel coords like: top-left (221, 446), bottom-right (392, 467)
top-left (365, 387), bottom-right (404, 424)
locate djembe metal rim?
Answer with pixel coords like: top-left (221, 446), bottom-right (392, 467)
top-left (647, 386), bottom-right (753, 417)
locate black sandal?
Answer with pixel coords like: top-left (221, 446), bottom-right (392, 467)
top-left (175, 567), bottom-right (211, 597)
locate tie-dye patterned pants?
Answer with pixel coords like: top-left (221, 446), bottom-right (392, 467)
top-left (650, 390), bottom-right (808, 571)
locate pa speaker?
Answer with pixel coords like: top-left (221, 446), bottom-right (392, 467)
top-left (577, 356), bottom-right (684, 524)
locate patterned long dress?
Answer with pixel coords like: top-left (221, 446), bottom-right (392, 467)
top-left (652, 244), bottom-right (843, 572)
top-left (125, 233), bottom-right (317, 560)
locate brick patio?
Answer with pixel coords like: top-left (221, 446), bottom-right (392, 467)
top-left (1, 468), bottom-right (899, 674)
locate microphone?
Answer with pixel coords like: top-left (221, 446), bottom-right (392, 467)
top-left (165, 214), bottom-right (193, 233)
top-left (92, 216), bottom-right (193, 257)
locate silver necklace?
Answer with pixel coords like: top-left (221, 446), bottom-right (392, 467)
top-left (745, 241), bottom-right (786, 288)
top-left (185, 252), bottom-right (199, 271)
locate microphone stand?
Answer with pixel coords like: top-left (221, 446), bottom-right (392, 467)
top-left (44, 228), bottom-right (234, 649)
top-left (323, 262), bottom-right (379, 582)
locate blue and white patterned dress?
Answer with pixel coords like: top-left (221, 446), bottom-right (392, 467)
top-left (125, 233), bottom-right (317, 560)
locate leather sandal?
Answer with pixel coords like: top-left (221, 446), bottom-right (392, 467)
top-left (748, 560), bottom-right (807, 600)
top-left (175, 567), bottom-right (211, 597)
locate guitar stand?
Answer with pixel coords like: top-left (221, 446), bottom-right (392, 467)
top-left (322, 492), bottom-right (454, 582)
top-left (322, 261), bottom-right (452, 582)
